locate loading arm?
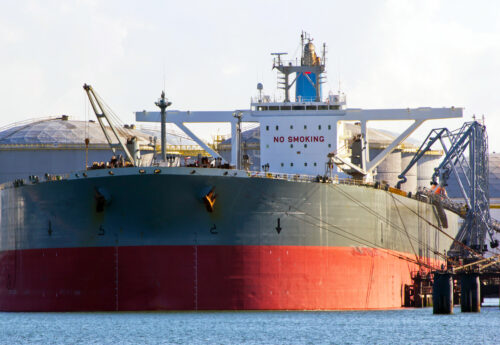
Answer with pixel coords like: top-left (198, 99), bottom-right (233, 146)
top-left (396, 128), bottom-right (448, 189)
top-left (398, 121), bottom-right (498, 253)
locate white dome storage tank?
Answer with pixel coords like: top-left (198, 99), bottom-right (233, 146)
top-left (0, 116), bottom-right (154, 184)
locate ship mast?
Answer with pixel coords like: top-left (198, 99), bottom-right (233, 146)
top-left (155, 91), bottom-right (172, 162)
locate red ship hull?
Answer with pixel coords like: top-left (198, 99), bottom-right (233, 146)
top-left (0, 245), bottom-right (433, 311)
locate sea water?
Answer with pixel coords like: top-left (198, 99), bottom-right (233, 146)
top-left (0, 300), bottom-right (499, 345)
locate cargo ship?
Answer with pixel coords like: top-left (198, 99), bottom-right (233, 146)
top-left (0, 33), bottom-right (463, 311)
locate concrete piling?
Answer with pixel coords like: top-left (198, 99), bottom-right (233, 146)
top-left (460, 274), bottom-right (481, 312)
top-left (433, 272), bottom-right (453, 314)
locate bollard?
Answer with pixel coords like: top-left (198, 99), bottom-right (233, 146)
top-left (460, 273), bottom-right (480, 312)
top-left (433, 272), bottom-right (453, 314)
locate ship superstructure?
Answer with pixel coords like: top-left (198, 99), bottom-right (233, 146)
top-left (0, 33), bottom-right (465, 311)
top-left (137, 34), bottom-right (461, 180)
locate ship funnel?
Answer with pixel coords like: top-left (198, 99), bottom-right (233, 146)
top-left (296, 33), bottom-right (325, 102)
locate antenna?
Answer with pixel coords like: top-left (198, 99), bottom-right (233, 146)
top-left (337, 58), bottom-right (342, 93)
top-left (322, 42), bottom-right (326, 66)
top-left (301, 31), bottom-right (305, 62)
top-left (162, 61), bottom-right (166, 92)
top-left (300, 31), bottom-right (312, 64)
top-left (271, 52), bottom-right (288, 67)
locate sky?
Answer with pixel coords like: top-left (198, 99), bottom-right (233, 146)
top-left (1, 0), bottom-right (500, 150)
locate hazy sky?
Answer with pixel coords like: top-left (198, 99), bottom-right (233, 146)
top-left (2, 1), bottom-right (500, 149)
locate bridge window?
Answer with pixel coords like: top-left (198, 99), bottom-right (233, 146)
top-left (281, 106), bottom-right (291, 111)
top-left (318, 105), bottom-right (328, 110)
top-left (266, 125), bottom-right (269, 131)
top-left (314, 162), bottom-right (317, 166)
top-left (276, 125), bottom-right (279, 130)
top-left (304, 125), bottom-right (307, 130)
top-left (304, 144), bottom-right (307, 148)
top-left (304, 162), bottom-right (308, 166)
top-left (328, 125), bottom-right (331, 130)
top-left (290, 162), bottom-right (294, 167)
top-left (328, 144), bottom-right (331, 148)
top-left (306, 105), bottom-right (316, 111)
top-left (281, 163), bottom-right (284, 167)
top-left (318, 125), bottom-right (322, 130)
top-left (329, 105), bottom-right (339, 110)
top-left (290, 125), bottom-right (293, 129)
top-left (293, 106), bottom-right (305, 110)
top-left (290, 144), bottom-right (293, 148)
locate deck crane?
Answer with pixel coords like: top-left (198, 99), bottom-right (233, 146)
top-left (397, 121), bottom-right (498, 255)
top-left (83, 84), bottom-right (137, 166)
